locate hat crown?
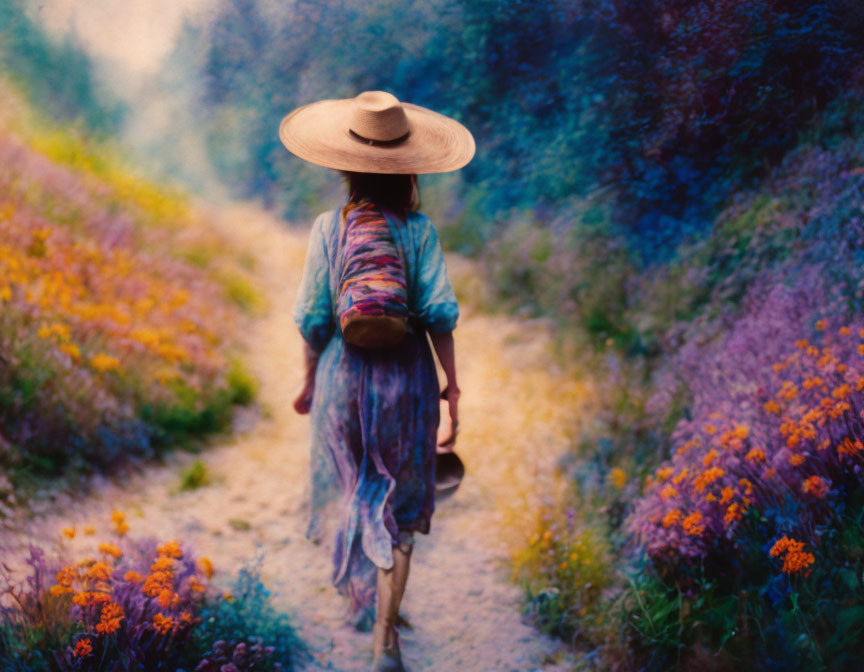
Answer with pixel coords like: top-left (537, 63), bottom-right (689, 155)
top-left (349, 91), bottom-right (410, 142)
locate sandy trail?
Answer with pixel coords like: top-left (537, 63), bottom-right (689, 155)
top-left (1, 206), bottom-right (588, 671)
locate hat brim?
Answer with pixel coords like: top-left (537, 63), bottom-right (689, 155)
top-left (279, 98), bottom-right (475, 174)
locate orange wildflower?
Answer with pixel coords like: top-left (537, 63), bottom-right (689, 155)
top-left (157, 588), bottom-right (179, 609)
top-left (197, 557), bottom-right (214, 579)
top-left (839, 326), bottom-right (851, 336)
top-left (802, 377), bottom-right (824, 390)
top-left (763, 399), bottom-right (781, 414)
top-left (152, 613), bottom-right (174, 634)
top-left (682, 512), bottom-right (705, 536)
top-left (98, 543), bottom-right (122, 559)
top-left (693, 467), bottom-right (724, 494)
top-left (746, 447), bottom-right (766, 464)
top-left (739, 478), bottom-right (754, 495)
top-left (660, 484), bottom-right (677, 500)
top-left (788, 454), bottom-right (805, 467)
top-left (95, 602), bottom-right (125, 635)
top-left (802, 475), bottom-right (829, 498)
top-left (56, 567), bottom-right (76, 588)
top-left (672, 468), bottom-right (689, 485)
top-left (702, 449), bottom-right (719, 467)
top-left (733, 425), bottom-right (749, 439)
top-left (150, 556), bottom-right (175, 572)
top-left (703, 424), bottom-right (717, 435)
top-left (720, 486), bottom-right (735, 505)
top-left (61, 527), bottom-right (76, 539)
top-left (142, 571), bottom-right (173, 598)
top-left (73, 639), bottom-right (93, 657)
top-left (156, 541), bottom-right (182, 559)
top-left (662, 509), bottom-right (682, 528)
top-left (73, 591), bottom-right (112, 607)
top-left (770, 536), bottom-right (803, 557)
top-left (187, 576), bottom-right (205, 593)
top-left (87, 562), bottom-right (112, 582)
top-left (829, 401), bottom-right (850, 419)
top-left (49, 584), bottom-right (74, 597)
top-left (815, 319), bottom-right (827, 331)
top-left (778, 382), bottom-right (798, 401)
top-left (838, 437), bottom-right (863, 456)
top-left (783, 550), bottom-right (815, 576)
top-left (724, 503), bottom-right (744, 526)
top-left (770, 536), bottom-right (815, 576)
top-left (124, 570), bottom-right (145, 583)
top-left (832, 384), bottom-right (851, 400)
top-left (656, 466), bottom-right (674, 482)
top-left (111, 510), bottom-right (129, 536)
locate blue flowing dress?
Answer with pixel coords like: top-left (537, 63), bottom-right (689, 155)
top-left (293, 205), bottom-right (459, 623)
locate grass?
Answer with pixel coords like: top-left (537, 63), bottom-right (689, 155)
top-left (177, 459), bottom-right (212, 492)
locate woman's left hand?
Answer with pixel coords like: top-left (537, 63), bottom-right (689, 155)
top-left (437, 385), bottom-right (460, 449)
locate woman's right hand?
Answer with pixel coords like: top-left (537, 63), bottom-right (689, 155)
top-left (438, 385), bottom-right (460, 449)
top-left (293, 380), bottom-right (315, 415)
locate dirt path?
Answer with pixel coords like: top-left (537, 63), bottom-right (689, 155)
top-left (1, 205), bottom-right (589, 671)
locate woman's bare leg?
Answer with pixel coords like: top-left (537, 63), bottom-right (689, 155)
top-left (372, 542), bottom-right (413, 669)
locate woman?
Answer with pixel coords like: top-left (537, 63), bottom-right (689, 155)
top-left (279, 91), bottom-right (474, 671)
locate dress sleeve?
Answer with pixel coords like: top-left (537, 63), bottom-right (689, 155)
top-left (293, 212), bottom-right (335, 352)
top-left (413, 214), bottom-right (459, 333)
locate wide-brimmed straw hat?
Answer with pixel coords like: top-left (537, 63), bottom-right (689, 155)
top-left (279, 90), bottom-right (475, 174)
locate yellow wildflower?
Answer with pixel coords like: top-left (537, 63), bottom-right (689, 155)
top-left (197, 557), bottom-right (214, 579)
top-left (90, 353), bottom-right (121, 373)
top-left (608, 467), bottom-right (628, 489)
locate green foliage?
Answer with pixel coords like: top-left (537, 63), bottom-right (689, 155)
top-left (0, 0), bottom-right (124, 135)
top-left (141, 381), bottom-right (233, 448)
top-left (618, 498), bottom-right (864, 672)
top-left (227, 357), bottom-right (258, 406)
top-left (513, 507), bottom-right (617, 649)
top-left (188, 566), bottom-right (308, 671)
top-left (217, 270), bottom-right (263, 313)
top-left (178, 459), bottom-right (212, 492)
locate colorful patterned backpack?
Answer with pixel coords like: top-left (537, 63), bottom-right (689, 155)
top-left (335, 199), bottom-right (409, 348)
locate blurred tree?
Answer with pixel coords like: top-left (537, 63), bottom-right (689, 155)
top-left (0, 0), bottom-right (124, 135)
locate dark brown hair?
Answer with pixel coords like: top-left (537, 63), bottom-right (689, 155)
top-left (341, 171), bottom-right (420, 217)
